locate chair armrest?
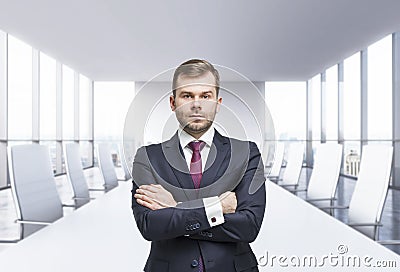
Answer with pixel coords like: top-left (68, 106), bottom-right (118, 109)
top-left (104, 184), bottom-right (118, 189)
top-left (16, 219), bottom-right (52, 226)
top-left (289, 188), bottom-right (307, 192)
top-left (279, 184), bottom-right (298, 187)
top-left (307, 197), bottom-right (337, 202)
top-left (320, 205), bottom-right (349, 210)
top-left (0, 239), bottom-right (19, 243)
top-left (378, 240), bottom-right (400, 245)
top-left (267, 176), bottom-right (281, 180)
top-left (88, 188), bottom-right (106, 192)
top-left (103, 185), bottom-right (118, 192)
top-left (72, 197), bottom-right (96, 200)
top-left (62, 204), bottom-right (77, 208)
top-left (348, 222), bottom-right (383, 227)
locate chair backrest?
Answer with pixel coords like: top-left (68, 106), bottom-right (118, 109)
top-left (280, 143), bottom-right (304, 186)
top-left (97, 143), bottom-right (119, 189)
top-left (307, 143), bottom-right (343, 200)
top-left (119, 144), bottom-right (132, 180)
top-left (268, 142), bottom-right (285, 178)
top-left (348, 145), bottom-right (393, 239)
top-left (8, 144), bottom-right (63, 238)
top-left (64, 143), bottom-right (90, 207)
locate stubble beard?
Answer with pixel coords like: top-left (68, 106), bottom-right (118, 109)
top-left (183, 119), bottom-right (213, 136)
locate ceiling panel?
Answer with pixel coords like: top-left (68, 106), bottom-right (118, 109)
top-left (0, 0), bottom-right (399, 81)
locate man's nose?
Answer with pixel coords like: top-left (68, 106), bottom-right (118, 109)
top-left (191, 97), bottom-right (201, 108)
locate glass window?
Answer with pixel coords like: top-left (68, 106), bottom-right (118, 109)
top-left (265, 82), bottom-right (306, 140)
top-left (0, 30), bottom-right (6, 141)
top-left (0, 30), bottom-right (5, 187)
top-left (79, 141), bottom-right (93, 168)
top-left (325, 65), bottom-right (338, 140)
top-left (39, 141), bottom-right (57, 173)
top-left (343, 52), bottom-right (362, 177)
top-left (94, 82), bottom-right (135, 141)
top-left (62, 65), bottom-right (74, 139)
top-left (40, 53), bottom-right (56, 140)
top-left (343, 52), bottom-right (361, 140)
top-left (310, 74), bottom-right (321, 141)
top-left (0, 142), bottom-right (7, 188)
top-left (79, 75), bottom-right (91, 140)
top-left (61, 140), bottom-right (74, 173)
top-left (8, 35), bottom-right (32, 139)
top-left (94, 82), bottom-right (135, 167)
top-left (367, 35), bottom-right (392, 140)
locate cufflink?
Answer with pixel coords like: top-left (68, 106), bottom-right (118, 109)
top-left (211, 217), bottom-right (216, 223)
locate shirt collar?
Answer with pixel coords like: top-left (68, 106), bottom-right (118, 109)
top-left (178, 126), bottom-right (215, 149)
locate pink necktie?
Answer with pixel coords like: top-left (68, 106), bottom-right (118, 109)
top-left (188, 141), bottom-right (205, 272)
top-left (188, 141), bottom-right (205, 189)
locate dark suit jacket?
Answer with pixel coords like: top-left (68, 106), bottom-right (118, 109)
top-left (131, 130), bottom-right (266, 272)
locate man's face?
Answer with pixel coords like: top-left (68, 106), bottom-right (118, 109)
top-left (170, 71), bottom-right (222, 137)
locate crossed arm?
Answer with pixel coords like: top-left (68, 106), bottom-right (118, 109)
top-left (131, 142), bottom-right (266, 243)
top-left (134, 184), bottom-right (237, 214)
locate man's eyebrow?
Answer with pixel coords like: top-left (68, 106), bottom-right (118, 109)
top-left (178, 90), bottom-right (214, 96)
top-left (179, 91), bottom-right (193, 95)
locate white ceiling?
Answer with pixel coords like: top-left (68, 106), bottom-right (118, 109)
top-left (1, 0), bottom-right (400, 81)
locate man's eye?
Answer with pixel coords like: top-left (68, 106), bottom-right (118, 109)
top-left (183, 95), bottom-right (191, 98)
top-left (202, 95), bottom-right (209, 99)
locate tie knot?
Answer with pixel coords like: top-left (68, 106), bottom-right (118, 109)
top-left (188, 141), bottom-right (205, 152)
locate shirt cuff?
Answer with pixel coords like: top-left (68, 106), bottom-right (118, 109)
top-left (203, 196), bottom-right (225, 227)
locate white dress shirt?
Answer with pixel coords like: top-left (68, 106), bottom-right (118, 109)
top-left (179, 127), bottom-right (214, 172)
top-left (178, 127), bottom-right (225, 227)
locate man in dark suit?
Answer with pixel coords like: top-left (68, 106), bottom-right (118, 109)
top-left (131, 59), bottom-right (266, 272)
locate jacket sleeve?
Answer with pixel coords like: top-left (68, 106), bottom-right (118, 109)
top-left (187, 142), bottom-right (267, 243)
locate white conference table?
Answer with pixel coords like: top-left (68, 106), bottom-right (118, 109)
top-left (0, 181), bottom-right (399, 271)
top-left (252, 182), bottom-right (400, 271)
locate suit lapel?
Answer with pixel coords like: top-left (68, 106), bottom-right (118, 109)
top-left (163, 132), bottom-right (195, 190)
top-left (201, 130), bottom-right (230, 188)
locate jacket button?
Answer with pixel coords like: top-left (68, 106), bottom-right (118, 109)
top-left (191, 259), bottom-right (199, 267)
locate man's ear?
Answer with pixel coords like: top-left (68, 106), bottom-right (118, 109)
top-left (170, 95), bottom-right (176, 111)
top-left (216, 97), bottom-right (222, 113)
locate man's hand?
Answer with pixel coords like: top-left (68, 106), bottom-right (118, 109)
top-left (219, 191), bottom-right (237, 214)
top-left (134, 184), bottom-right (177, 210)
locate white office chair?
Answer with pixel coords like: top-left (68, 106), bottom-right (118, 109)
top-left (322, 145), bottom-right (393, 240)
top-left (7, 144), bottom-right (74, 239)
top-left (296, 143), bottom-right (343, 209)
top-left (118, 144), bottom-right (132, 181)
top-left (97, 143), bottom-right (119, 191)
top-left (267, 142), bottom-right (284, 182)
top-left (278, 143), bottom-right (304, 190)
top-left (64, 143), bottom-right (100, 208)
